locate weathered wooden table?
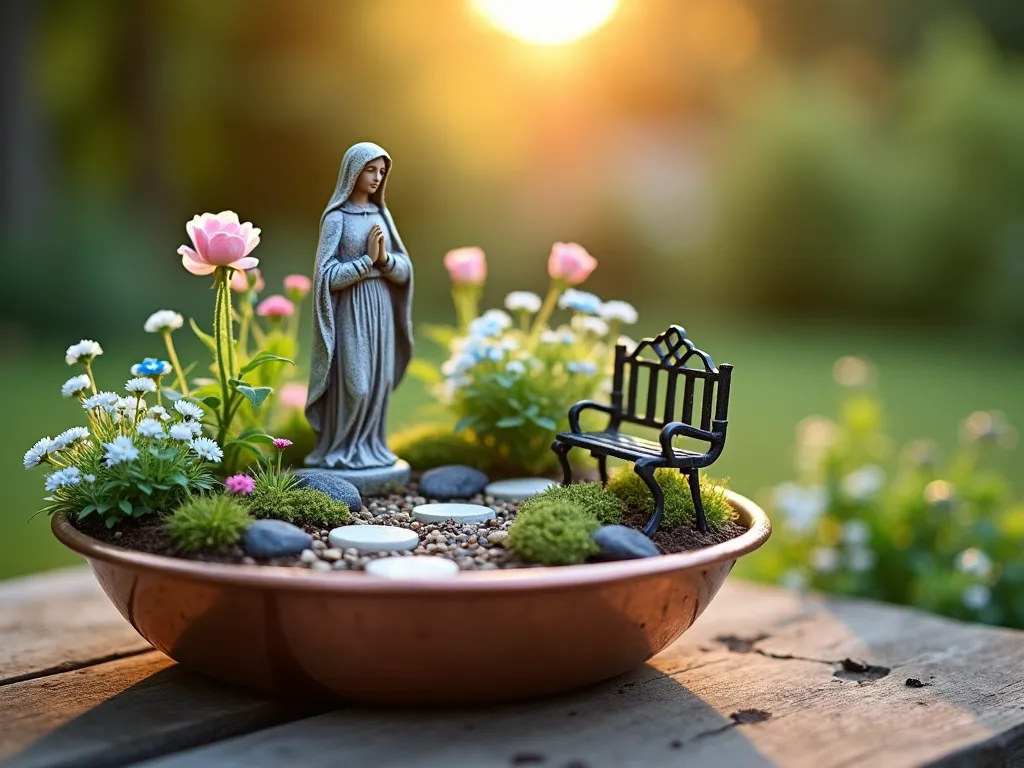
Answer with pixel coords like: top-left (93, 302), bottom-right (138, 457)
top-left (3, 566), bottom-right (1024, 768)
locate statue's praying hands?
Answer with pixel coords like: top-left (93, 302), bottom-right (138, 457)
top-left (367, 224), bottom-right (385, 264)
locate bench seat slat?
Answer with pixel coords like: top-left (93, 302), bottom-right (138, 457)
top-left (556, 431), bottom-right (703, 463)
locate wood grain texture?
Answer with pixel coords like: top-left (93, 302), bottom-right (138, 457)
top-left (142, 581), bottom-right (1024, 768)
top-left (0, 652), bottom-right (319, 768)
top-left (0, 567), bottom-right (150, 685)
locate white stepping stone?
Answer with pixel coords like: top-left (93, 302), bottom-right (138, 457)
top-left (365, 556), bottom-right (460, 580)
top-left (411, 503), bottom-right (496, 525)
top-left (328, 525), bottom-right (419, 553)
top-left (485, 477), bottom-right (556, 501)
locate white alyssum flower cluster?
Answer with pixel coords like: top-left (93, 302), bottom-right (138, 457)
top-left (103, 436), bottom-right (140, 466)
top-left (45, 467), bottom-right (82, 492)
top-left (61, 374), bottom-right (92, 398)
top-left (125, 377), bottom-right (158, 395)
top-left (190, 437), bottom-right (223, 463)
top-left (174, 400), bottom-right (204, 420)
top-left (65, 340), bottom-right (103, 365)
top-left (144, 310), bottom-right (184, 334)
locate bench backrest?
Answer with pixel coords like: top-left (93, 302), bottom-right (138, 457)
top-left (609, 325), bottom-right (732, 433)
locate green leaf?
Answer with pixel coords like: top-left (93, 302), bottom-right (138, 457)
top-left (226, 432), bottom-right (276, 448)
top-left (421, 323), bottom-right (459, 349)
top-left (530, 415), bottom-right (558, 431)
top-left (136, 481), bottom-right (153, 496)
top-left (233, 383), bottom-right (272, 409)
top-left (170, 473), bottom-right (190, 487)
top-left (201, 396), bottom-right (221, 409)
top-left (118, 499), bottom-right (133, 516)
top-left (161, 387), bottom-right (183, 402)
top-left (453, 415), bottom-right (477, 434)
top-left (496, 417), bottom-right (525, 428)
top-left (133, 505), bottom-right (152, 517)
top-left (105, 517), bottom-right (118, 529)
top-left (238, 351), bottom-right (295, 377)
top-left (189, 317), bottom-right (218, 355)
top-left (78, 505), bottom-right (98, 520)
top-left (96, 502), bottom-right (113, 514)
top-left (407, 359), bottom-right (443, 385)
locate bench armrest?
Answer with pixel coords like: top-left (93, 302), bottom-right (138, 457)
top-left (659, 420), bottom-right (726, 458)
top-left (568, 400), bottom-right (617, 433)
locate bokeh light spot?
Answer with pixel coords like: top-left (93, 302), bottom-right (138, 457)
top-left (473, 0), bottom-right (619, 45)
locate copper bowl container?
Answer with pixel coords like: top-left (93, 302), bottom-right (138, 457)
top-left (52, 491), bottom-right (770, 704)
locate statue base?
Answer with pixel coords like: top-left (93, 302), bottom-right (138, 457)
top-left (295, 460), bottom-right (412, 497)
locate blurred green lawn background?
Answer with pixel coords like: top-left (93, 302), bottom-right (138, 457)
top-left (5, 320), bottom-right (1021, 580)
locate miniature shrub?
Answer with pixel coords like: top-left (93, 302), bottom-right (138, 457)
top-left (390, 423), bottom-right (487, 471)
top-left (519, 482), bottom-right (623, 525)
top-left (507, 498), bottom-right (601, 565)
top-left (166, 495), bottom-right (253, 553)
top-left (243, 485), bottom-right (348, 528)
top-left (607, 467), bottom-right (735, 530)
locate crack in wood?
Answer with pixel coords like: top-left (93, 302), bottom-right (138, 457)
top-left (713, 635), bottom-right (891, 683)
top-left (0, 647), bottom-right (158, 688)
top-left (690, 709), bottom-right (774, 742)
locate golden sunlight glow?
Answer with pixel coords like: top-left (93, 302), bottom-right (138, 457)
top-left (473, 0), bottom-right (619, 45)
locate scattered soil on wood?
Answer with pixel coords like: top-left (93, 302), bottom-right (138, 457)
top-left (71, 478), bottom-right (748, 569)
top-left (834, 657), bottom-right (891, 683)
top-left (620, 508), bottom-right (747, 554)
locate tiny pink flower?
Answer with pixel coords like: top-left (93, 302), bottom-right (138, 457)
top-left (548, 242), bottom-right (597, 286)
top-left (283, 274), bottom-right (312, 299)
top-left (225, 474), bottom-right (256, 495)
top-left (256, 295), bottom-right (294, 318)
top-left (272, 438), bottom-right (293, 451)
top-left (279, 382), bottom-right (308, 410)
top-left (443, 247), bottom-right (487, 286)
top-left (178, 210), bottom-right (261, 276)
top-left (230, 267), bottom-right (265, 294)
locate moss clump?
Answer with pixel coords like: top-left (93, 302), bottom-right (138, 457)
top-left (243, 486), bottom-right (349, 528)
top-left (166, 495), bottom-right (253, 553)
top-left (390, 423), bottom-right (487, 471)
top-left (507, 498), bottom-right (601, 565)
top-left (519, 482), bottom-right (624, 525)
top-left (607, 466), bottom-right (735, 530)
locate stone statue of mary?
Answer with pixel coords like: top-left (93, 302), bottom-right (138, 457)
top-left (303, 142), bottom-right (413, 487)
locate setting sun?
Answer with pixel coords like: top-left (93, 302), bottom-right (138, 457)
top-left (473, 0), bottom-right (619, 45)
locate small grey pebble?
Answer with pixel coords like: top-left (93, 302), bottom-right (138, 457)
top-left (332, 560), bottom-right (349, 570)
top-left (321, 548), bottom-right (342, 561)
top-left (311, 560), bottom-right (332, 572)
top-left (312, 540), bottom-right (327, 551)
top-left (300, 549), bottom-right (319, 564)
top-left (241, 556), bottom-right (257, 565)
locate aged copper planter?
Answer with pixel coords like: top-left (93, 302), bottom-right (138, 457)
top-left (52, 490), bottom-right (770, 704)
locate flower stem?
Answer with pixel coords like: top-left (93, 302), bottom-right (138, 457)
top-left (528, 280), bottom-right (564, 348)
top-left (162, 330), bottom-right (190, 396)
top-left (213, 269), bottom-right (230, 447)
top-left (84, 360), bottom-right (98, 395)
top-left (237, 300), bottom-right (252, 361)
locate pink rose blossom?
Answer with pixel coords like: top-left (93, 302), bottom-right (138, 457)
top-left (178, 211), bottom-right (261, 276)
top-left (283, 274), bottom-right (312, 299)
top-left (279, 382), bottom-right (308, 410)
top-left (272, 438), bottom-right (293, 451)
top-left (225, 474), bottom-right (256, 495)
top-left (548, 242), bottom-right (597, 286)
top-left (256, 295), bottom-right (294, 318)
top-left (443, 247), bottom-right (487, 286)
top-left (230, 267), bottom-right (265, 294)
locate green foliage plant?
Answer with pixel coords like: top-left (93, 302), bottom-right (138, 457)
top-left (507, 497), bottom-right (601, 566)
top-left (25, 348), bottom-right (220, 529)
top-left (243, 485), bottom-right (349, 529)
top-left (606, 466), bottom-right (734, 531)
top-left (519, 481), bottom-right (623, 525)
top-left (389, 423), bottom-right (488, 471)
top-left (166, 494), bottom-right (253, 553)
top-left (749, 356), bottom-right (1024, 629)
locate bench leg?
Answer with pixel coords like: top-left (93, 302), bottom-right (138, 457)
top-left (551, 441), bottom-right (574, 486)
top-left (635, 460), bottom-right (664, 537)
top-left (688, 470), bottom-right (709, 534)
top-left (597, 454), bottom-right (609, 486)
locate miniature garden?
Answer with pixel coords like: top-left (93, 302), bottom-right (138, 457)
top-left (24, 146), bottom-right (749, 577)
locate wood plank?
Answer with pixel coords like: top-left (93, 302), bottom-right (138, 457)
top-left (144, 581), bottom-right (1024, 768)
top-left (0, 567), bottom-right (151, 685)
top-left (0, 652), bottom-right (320, 768)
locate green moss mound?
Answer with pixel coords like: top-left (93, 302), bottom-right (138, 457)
top-left (507, 498), bottom-right (601, 565)
top-left (244, 486), bottom-right (349, 528)
top-left (167, 495), bottom-right (253, 553)
top-left (519, 482), bottom-right (623, 525)
top-left (606, 466), bottom-right (735, 530)
top-left (390, 423), bottom-right (487, 471)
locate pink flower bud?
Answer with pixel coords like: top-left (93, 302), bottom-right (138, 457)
top-left (547, 242), bottom-right (597, 286)
top-left (225, 474), bottom-right (256, 495)
top-left (283, 274), bottom-right (312, 299)
top-left (178, 211), bottom-right (261, 276)
top-left (443, 247), bottom-right (487, 286)
top-left (272, 438), bottom-right (293, 451)
top-left (256, 295), bottom-right (294, 318)
top-left (230, 267), bottom-right (265, 293)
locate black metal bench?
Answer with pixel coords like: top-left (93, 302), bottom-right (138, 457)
top-left (551, 325), bottom-right (732, 536)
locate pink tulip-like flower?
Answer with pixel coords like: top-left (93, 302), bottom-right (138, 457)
top-left (279, 381), bottom-right (308, 410)
top-left (443, 247), bottom-right (487, 286)
top-left (548, 242), bottom-right (597, 286)
top-left (178, 211), bottom-right (261, 276)
top-left (224, 474), bottom-right (256, 495)
top-left (272, 438), bottom-right (293, 451)
top-left (230, 267), bottom-right (265, 294)
top-left (283, 274), bottom-right (312, 299)
top-left (256, 295), bottom-right (294, 318)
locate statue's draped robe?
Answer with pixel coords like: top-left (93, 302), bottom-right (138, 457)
top-left (305, 143), bottom-right (413, 469)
